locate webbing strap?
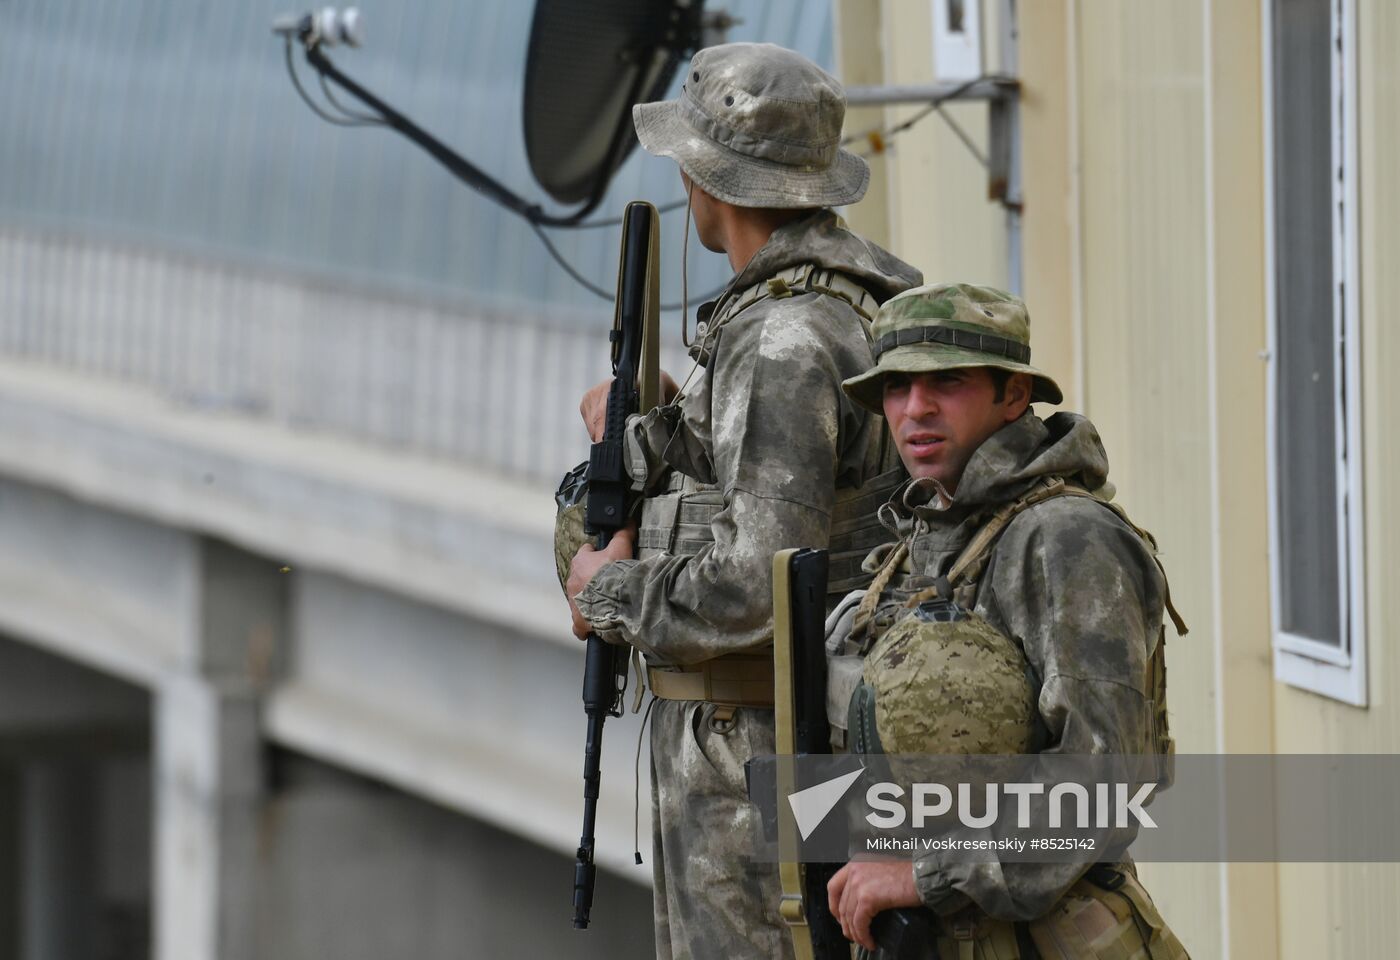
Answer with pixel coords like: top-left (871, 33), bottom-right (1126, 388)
top-left (895, 477), bottom-right (1189, 637)
top-left (1087, 867), bottom-right (1175, 960)
top-left (873, 324), bottom-right (1032, 364)
top-left (903, 476), bottom-right (1187, 772)
top-left (853, 539), bottom-right (910, 636)
top-left (897, 477), bottom-right (1088, 610)
top-left (645, 653), bottom-right (775, 708)
top-left (710, 262), bottom-right (881, 342)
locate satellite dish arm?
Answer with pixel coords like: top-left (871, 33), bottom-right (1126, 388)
top-left (303, 44), bottom-right (605, 227)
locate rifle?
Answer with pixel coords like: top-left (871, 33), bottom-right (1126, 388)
top-left (772, 548), bottom-right (850, 959)
top-left (772, 548), bottom-right (942, 960)
top-left (572, 200), bottom-right (660, 930)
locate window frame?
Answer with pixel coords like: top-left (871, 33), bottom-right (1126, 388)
top-left (1262, 0), bottom-right (1367, 705)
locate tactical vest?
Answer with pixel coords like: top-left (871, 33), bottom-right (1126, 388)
top-left (850, 476), bottom-right (1191, 960)
top-left (642, 262), bottom-right (905, 708)
top-left (856, 475), bottom-right (1185, 770)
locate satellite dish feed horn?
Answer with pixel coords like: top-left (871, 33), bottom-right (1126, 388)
top-left (524, 0), bottom-right (707, 207)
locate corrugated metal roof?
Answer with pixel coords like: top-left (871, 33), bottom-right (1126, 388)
top-left (0, 1), bottom-right (833, 320)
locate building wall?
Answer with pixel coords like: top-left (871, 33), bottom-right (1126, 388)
top-left (865, 0), bottom-right (1010, 291)
top-left (1273, 0), bottom-right (1400, 954)
top-left (844, 0), bottom-right (1400, 955)
top-left (256, 752), bottom-right (653, 960)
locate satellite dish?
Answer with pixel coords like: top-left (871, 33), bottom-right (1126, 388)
top-left (524, 0), bottom-right (705, 207)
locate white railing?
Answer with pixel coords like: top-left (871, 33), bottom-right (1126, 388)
top-left (0, 229), bottom-right (693, 486)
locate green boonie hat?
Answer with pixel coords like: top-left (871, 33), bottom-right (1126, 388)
top-left (842, 281), bottom-right (1063, 413)
top-left (632, 42), bottom-right (869, 209)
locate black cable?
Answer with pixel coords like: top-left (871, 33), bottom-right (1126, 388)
top-left (285, 37), bottom-right (383, 128)
top-left (561, 197), bottom-right (691, 230)
top-left (841, 75), bottom-right (988, 155)
top-left (529, 222), bottom-right (615, 300)
top-left (320, 70), bottom-right (384, 124)
top-left (290, 39), bottom-right (713, 308)
top-left (531, 222), bottom-right (727, 311)
top-left (285, 41), bottom-right (806, 309)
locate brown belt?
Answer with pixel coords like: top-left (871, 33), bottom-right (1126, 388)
top-left (646, 651), bottom-right (775, 708)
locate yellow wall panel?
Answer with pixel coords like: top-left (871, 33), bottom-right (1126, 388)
top-left (879, 0), bottom-right (1007, 289)
top-left (835, 0), bottom-right (893, 249)
top-left (837, 0), bottom-right (1400, 952)
top-left (1274, 0), bottom-right (1400, 953)
top-left (1073, 1), bottom-right (1225, 954)
top-left (1203, 0), bottom-right (1280, 953)
top-left (1019, 0), bottom-right (1079, 410)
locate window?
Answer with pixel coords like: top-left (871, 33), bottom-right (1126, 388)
top-left (931, 0), bottom-right (982, 82)
top-left (1265, 0), bottom-right (1366, 704)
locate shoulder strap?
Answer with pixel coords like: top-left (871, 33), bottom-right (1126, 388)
top-left (907, 475), bottom-right (1186, 776)
top-left (711, 262), bottom-right (882, 336)
top-left (907, 476), bottom-right (1188, 637)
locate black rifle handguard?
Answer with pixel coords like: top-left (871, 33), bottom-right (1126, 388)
top-left (572, 201), bottom-right (659, 930)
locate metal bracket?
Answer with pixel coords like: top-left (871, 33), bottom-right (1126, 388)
top-left (840, 0), bottom-right (1023, 294)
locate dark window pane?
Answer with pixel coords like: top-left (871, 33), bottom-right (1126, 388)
top-left (1273, 0), bottom-right (1342, 645)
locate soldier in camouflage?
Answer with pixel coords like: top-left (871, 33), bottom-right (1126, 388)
top-left (565, 42), bottom-right (921, 960)
top-left (827, 283), bottom-right (1190, 958)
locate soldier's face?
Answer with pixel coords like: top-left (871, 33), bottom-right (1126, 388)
top-left (882, 368), bottom-right (1030, 492)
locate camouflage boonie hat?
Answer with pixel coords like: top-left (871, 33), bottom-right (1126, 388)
top-left (848, 599), bottom-right (1037, 756)
top-left (842, 282), bottom-right (1063, 413)
top-left (632, 42), bottom-right (869, 209)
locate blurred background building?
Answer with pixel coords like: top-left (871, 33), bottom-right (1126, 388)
top-left (0, 2), bottom-right (826, 957)
top-left (1, 0), bottom-right (1398, 958)
top-left (835, 1), bottom-right (1399, 957)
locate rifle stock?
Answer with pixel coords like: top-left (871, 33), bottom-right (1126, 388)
top-left (573, 201), bottom-right (659, 930)
top-left (773, 548), bottom-right (942, 960)
top-left (773, 548), bottom-right (849, 960)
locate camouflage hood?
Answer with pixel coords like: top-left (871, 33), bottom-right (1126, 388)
top-left (720, 208), bottom-right (923, 307)
top-left (888, 411), bottom-right (1112, 531)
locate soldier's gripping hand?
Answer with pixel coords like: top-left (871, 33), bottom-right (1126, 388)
top-left (579, 372), bottom-right (680, 442)
top-left (828, 861), bottom-right (922, 951)
top-left (567, 524), bottom-right (637, 639)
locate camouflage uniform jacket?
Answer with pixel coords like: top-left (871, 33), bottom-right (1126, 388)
top-left (884, 411), bottom-right (1169, 921)
top-left (575, 209), bottom-right (921, 661)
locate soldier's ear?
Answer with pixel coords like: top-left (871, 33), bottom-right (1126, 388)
top-left (1003, 373), bottom-right (1033, 420)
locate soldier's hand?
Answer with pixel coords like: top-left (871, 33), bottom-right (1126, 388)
top-left (567, 525), bottom-right (638, 639)
top-left (580, 372), bottom-right (682, 443)
top-left (827, 861), bottom-right (921, 951)
top-left (580, 379), bottom-right (613, 442)
top-left (659, 369), bottom-right (680, 404)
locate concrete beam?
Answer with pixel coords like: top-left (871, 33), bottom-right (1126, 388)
top-left (0, 358), bottom-right (568, 646)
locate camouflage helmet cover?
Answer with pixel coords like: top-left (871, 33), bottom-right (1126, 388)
top-left (849, 599), bottom-right (1038, 756)
top-left (553, 461), bottom-right (590, 597)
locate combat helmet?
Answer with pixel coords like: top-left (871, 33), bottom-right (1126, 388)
top-left (847, 598), bottom-right (1039, 756)
top-left (553, 460), bottom-right (590, 596)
